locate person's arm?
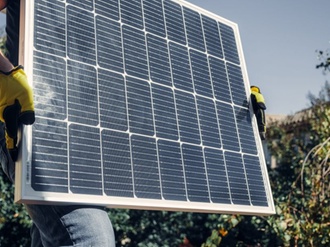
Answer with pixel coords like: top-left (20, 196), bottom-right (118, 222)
top-left (0, 0), bottom-right (7, 11)
top-left (0, 50), bottom-right (14, 72)
top-left (0, 52), bottom-right (34, 162)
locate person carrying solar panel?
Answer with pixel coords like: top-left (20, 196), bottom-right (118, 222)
top-left (250, 85), bottom-right (266, 140)
top-left (0, 0), bottom-right (115, 246)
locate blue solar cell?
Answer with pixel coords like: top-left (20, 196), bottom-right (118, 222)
top-left (196, 96), bottom-right (221, 148)
top-left (143, 0), bottom-right (166, 37)
top-left (175, 91), bottom-right (200, 145)
top-left (32, 118), bottom-right (68, 193)
top-left (120, 0), bottom-right (144, 30)
top-left (131, 135), bottom-right (161, 199)
top-left (34, 0), bottom-right (66, 56)
top-left (224, 151), bottom-right (250, 205)
top-left (69, 124), bottom-right (103, 195)
top-left (33, 51), bottom-right (67, 120)
top-left (96, 16), bottom-right (123, 73)
top-left (152, 84), bottom-right (179, 141)
top-left (243, 155), bottom-right (268, 206)
top-left (102, 130), bottom-right (133, 197)
top-left (235, 107), bottom-right (258, 154)
top-left (169, 42), bottom-right (194, 92)
top-left (95, 0), bottom-right (120, 21)
top-left (209, 57), bottom-right (232, 103)
top-left (147, 34), bottom-right (172, 86)
top-left (182, 144), bottom-right (209, 202)
top-left (183, 7), bottom-right (205, 51)
top-left (99, 70), bottom-right (128, 131)
top-left (67, 5), bottom-right (96, 65)
top-left (67, 0), bottom-right (93, 11)
top-left (219, 22), bottom-right (240, 64)
top-left (227, 63), bottom-right (249, 107)
top-left (126, 77), bottom-right (154, 136)
top-left (217, 102), bottom-right (240, 152)
top-left (67, 60), bottom-right (99, 126)
top-left (164, 1), bottom-right (186, 45)
top-left (190, 50), bottom-right (213, 98)
top-left (158, 140), bottom-right (186, 201)
top-left (202, 15), bottom-right (223, 58)
top-left (204, 148), bottom-right (231, 204)
top-left (123, 25), bottom-right (149, 80)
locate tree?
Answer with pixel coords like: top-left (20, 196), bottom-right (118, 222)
top-left (268, 84), bottom-right (330, 246)
top-left (316, 49), bottom-right (330, 73)
top-left (0, 170), bottom-right (32, 246)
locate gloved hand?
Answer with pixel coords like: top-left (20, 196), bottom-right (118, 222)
top-left (259, 132), bottom-right (266, 141)
top-left (0, 66), bottom-right (35, 161)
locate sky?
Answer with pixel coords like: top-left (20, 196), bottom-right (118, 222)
top-left (0, 1), bottom-right (329, 115)
top-left (187, 0), bottom-right (330, 115)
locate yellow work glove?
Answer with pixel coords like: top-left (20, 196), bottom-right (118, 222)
top-left (0, 66), bottom-right (35, 161)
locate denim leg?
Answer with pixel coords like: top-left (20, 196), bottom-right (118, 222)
top-left (0, 122), bottom-right (15, 183)
top-left (30, 223), bottom-right (44, 247)
top-left (25, 204), bottom-right (116, 247)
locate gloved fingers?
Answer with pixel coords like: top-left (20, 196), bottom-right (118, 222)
top-left (5, 131), bottom-right (18, 161)
top-left (3, 98), bottom-right (35, 137)
top-left (3, 99), bottom-right (20, 139)
top-left (9, 147), bottom-right (18, 162)
top-left (19, 110), bottom-right (35, 125)
top-left (3, 99), bottom-right (34, 162)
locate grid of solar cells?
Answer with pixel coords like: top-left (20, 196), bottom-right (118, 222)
top-left (29, 0), bottom-right (270, 209)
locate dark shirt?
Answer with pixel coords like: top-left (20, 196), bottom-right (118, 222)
top-left (4, 0), bottom-right (20, 65)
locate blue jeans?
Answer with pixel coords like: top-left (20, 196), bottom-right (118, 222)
top-left (25, 204), bottom-right (115, 247)
top-left (0, 123), bottom-right (116, 246)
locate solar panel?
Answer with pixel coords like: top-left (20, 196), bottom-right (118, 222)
top-left (16, 0), bottom-right (275, 215)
